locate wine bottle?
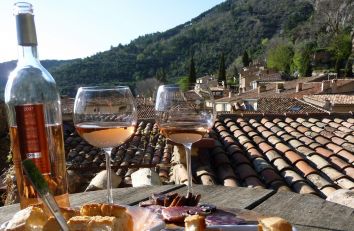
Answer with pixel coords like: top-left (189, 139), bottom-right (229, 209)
top-left (4, 2), bottom-right (69, 209)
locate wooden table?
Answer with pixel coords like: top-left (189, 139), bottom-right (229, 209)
top-left (0, 185), bottom-right (353, 231)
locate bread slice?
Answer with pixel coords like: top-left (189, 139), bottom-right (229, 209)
top-left (5, 206), bottom-right (48, 231)
top-left (87, 216), bottom-right (118, 231)
top-left (67, 215), bottom-right (92, 231)
top-left (258, 216), bottom-right (292, 231)
top-left (42, 217), bottom-right (61, 231)
top-left (184, 214), bottom-right (206, 231)
top-left (79, 203), bottom-right (133, 231)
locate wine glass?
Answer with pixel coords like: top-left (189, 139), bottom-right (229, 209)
top-left (155, 84), bottom-right (215, 195)
top-left (73, 86), bottom-right (137, 204)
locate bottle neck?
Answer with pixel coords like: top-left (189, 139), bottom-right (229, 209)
top-left (17, 45), bottom-right (39, 65)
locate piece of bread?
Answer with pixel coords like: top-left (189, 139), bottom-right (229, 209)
top-left (80, 203), bottom-right (126, 217)
top-left (5, 206), bottom-right (48, 231)
top-left (60, 207), bottom-right (80, 221)
top-left (68, 215), bottom-right (133, 231)
top-left (79, 203), bottom-right (133, 231)
top-left (258, 217), bottom-right (292, 231)
top-left (184, 214), bottom-right (206, 231)
top-left (87, 216), bottom-right (119, 231)
top-left (67, 215), bottom-right (92, 231)
top-left (42, 217), bottom-right (61, 231)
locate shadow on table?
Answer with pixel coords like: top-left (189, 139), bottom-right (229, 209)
top-left (295, 224), bottom-right (348, 231)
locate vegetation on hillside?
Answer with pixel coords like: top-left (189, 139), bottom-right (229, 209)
top-left (0, 0), bottom-right (353, 98)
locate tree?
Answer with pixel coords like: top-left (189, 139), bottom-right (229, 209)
top-left (242, 51), bottom-right (251, 67)
top-left (155, 67), bottom-right (167, 83)
top-left (218, 53), bottom-right (226, 87)
top-left (292, 43), bottom-right (313, 77)
top-left (329, 31), bottom-right (352, 76)
top-left (188, 56), bottom-right (196, 84)
top-left (314, 0), bottom-right (354, 36)
top-left (136, 78), bottom-right (160, 98)
top-left (178, 76), bottom-right (190, 91)
top-left (267, 44), bottom-right (294, 74)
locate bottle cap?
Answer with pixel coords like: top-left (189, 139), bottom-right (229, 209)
top-left (14, 2), bottom-right (37, 46)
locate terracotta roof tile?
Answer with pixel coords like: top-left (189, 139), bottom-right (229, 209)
top-left (212, 151), bottom-right (231, 166)
top-left (315, 147), bottom-right (334, 158)
top-left (343, 167), bottom-right (354, 179)
top-left (269, 180), bottom-right (292, 192)
top-left (292, 181), bottom-right (317, 195)
top-left (258, 142), bottom-right (273, 153)
top-left (306, 173), bottom-right (335, 190)
top-left (321, 166), bottom-right (345, 181)
top-left (315, 136), bottom-right (331, 145)
top-left (284, 150), bottom-right (304, 164)
top-left (275, 143), bottom-right (291, 153)
top-left (226, 144), bottom-right (242, 155)
top-left (230, 152), bottom-right (251, 166)
top-left (307, 154), bottom-right (331, 170)
top-left (319, 186), bottom-right (337, 197)
top-left (236, 164), bottom-right (258, 180)
top-left (336, 149), bottom-right (354, 164)
top-left (273, 158), bottom-right (292, 172)
top-left (247, 148), bottom-right (264, 160)
top-left (335, 178), bottom-right (354, 189)
top-left (281, 169), bottom-right (305, 186)
top-left (329, 156), bottom-right (351, 170)
top-left (296, 146), bottom-right (316, 156)
top-left (252, 157), bottom-right (273, 172)
top-left (216, 164), bottom-right (237, 182)
top-left (267, 135), bottom-right (282, 145)
top-left (288, 139), bottom-right (304, 149)
top-left (260, 168), bottom-right (284, 185)
top-left (244, 176), bottom-right (265, 188)
top-left (264, 150), bottom-right (282, 163)
top-left (295, 160), bottom-right (317, 177)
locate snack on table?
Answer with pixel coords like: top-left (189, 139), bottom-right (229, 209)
top-left (78, 203), bottom-right (133, 231)
top-left (258, 216), bottom-right (292, 231)
top-left (4, 203), bottom-right (133, 231)
top-left (5, 206), bottom-right (48, 231)
top-left (184, 214), bottom-right (206, 231)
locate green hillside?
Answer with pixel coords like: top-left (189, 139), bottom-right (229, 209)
top-left (0, 60), bottom-right (72, 100)
top-left (1, 0), bottom-right (353, 97)
top-left (51, 0), bottom-right (314, 96)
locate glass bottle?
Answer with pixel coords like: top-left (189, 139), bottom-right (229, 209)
top-left (4, 2), bottom-right (69, 209)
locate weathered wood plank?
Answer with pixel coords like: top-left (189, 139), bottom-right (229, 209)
top-left (70, 184), bottom-right (183, 207)
top-left (253, 191), bottom-right (354, 231)
top-left (168, 185), bottom-right (275, 209)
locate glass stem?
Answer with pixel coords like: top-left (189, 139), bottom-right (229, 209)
top-left (184, 143), bottom-right (193, 196)
top-left (103, 148), bottom-right (113, 204)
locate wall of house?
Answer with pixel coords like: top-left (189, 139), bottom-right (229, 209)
top-left (215, 102), bottom-right (232, 112)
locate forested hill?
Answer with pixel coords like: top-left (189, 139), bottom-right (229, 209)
top-left (0, 60), bottom-right (73, 99)
top-left (50, 0), bottom-right (314, 96)
top-left (1, 0), bottom-right (351, 97)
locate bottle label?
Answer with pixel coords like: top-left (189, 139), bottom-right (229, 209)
top-left (15, 104), bottom-right (50, 174)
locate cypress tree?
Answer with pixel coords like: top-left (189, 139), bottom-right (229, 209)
top-left (242, 50), bottom-right (250, 67)
top-left (218, 53), bottom-right (226, 87)
top-left (189, 56), bottom-right (196, 84)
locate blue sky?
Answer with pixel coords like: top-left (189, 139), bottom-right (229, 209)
top-left (0, 0), bottom-right (224, 62)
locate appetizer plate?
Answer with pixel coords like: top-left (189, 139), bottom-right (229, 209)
top-left (0, 205), bottom-right (165, 231)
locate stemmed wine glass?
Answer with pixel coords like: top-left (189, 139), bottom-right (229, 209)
top-left (155, 84), bottom-right (215, 195)
top-left (73, 86), bottom-right (137, 204)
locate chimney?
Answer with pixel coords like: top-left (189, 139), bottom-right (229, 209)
top-left (321, 80), bottom-right (331, 92)
top-left (324, 98), bottom-right (331, 110)
top-left (275, 82), bottom-right (284, 93)
top-left (296, 82), bottom-right (303, 92)
top-left (258, 85), bottom-right (266, 93)
top-left (331, 79), bottom-right (338, 93)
